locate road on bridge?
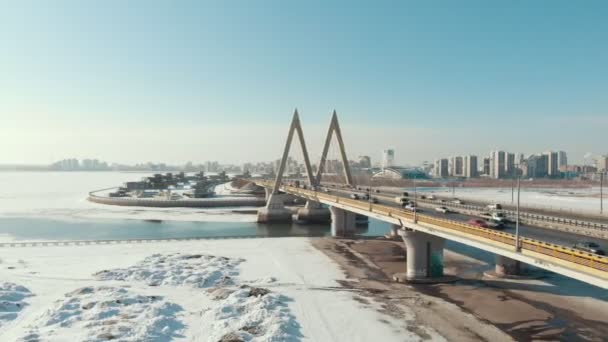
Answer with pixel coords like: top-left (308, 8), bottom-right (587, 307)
top-left (323, 186), bottom-right (608, 253)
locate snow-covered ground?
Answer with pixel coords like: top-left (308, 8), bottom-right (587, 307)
top-left (0, 172), bottom-right (258, 223)
top-left (425, 186), bottom-right (606, 215)
top-left (0, 238), bottom-right (433, 341)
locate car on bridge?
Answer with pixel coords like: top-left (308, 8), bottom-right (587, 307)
top-left (435, 206), bottom-right (450, 214)
top-left (452, 199), bottom-right (464, 204)
top-left (573, 241), bottom-right (606, 255)
top-left (427, 195), bottom-right (436, 200)
top-left (480, 212), bottom-right (511, 224)
top-left (486, 220), bottom-right (505, 230)
top-left (350, 194), bottom-right (360, 200)
top-left (487, 203), bottom-right (502, 210)
top-left (395, 196), bottom-right (408, 205)
top-left (404, 203), bottom-right (421, 212)
top-left (370, 197), bottom-right (379, 203)
top-left (467, 219), bottom-right (489, 228)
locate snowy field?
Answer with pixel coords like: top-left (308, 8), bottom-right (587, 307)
top-left (0, 172), bottom-right (259, 223)
top-left (426, 186), bottom-right (606, 215)
top-left (0, 238), bottom-right (436, 341)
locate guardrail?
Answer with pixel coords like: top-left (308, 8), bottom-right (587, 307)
top-left (258, 181), bottom-right (608, 274)
top-left (383, 190), bottom-right (607, 231)
top-left (315, 183), bottom-right (608, 231)
top-left (0, 235), bottom-right (285, 248)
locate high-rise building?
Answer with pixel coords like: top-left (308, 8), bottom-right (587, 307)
top-left (544, 151), bottom-right (559, 177)
top-left (483, 157), bottom-right (491, 175)
top-left (450, 156), bottom-right (464, 177)
top-left (505, 153), bottom-right (515, 177)
top-left (490, 151), bottom-right (505, 179)
top-left (357, 156), bottom-right (371, 168)
top-left (434, 159), bottom-right (449, 178)
top-left (382, 149), bottom-right (395, 169)
top-left (525, 154), bottom-right (548, 178)
top-left (464, 155), bottom-right (478, 178)
top-left (557, 151), bottom-right (568, 168)
top-left (515, 153), bottom-right (525, 167)
top-left (597, 155), bottom-right (608, 172)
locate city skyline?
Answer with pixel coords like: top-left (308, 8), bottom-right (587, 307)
top-left (1, 2), bottom-right (608, 165)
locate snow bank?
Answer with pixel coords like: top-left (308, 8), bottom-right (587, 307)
top-left (0, 238), bottom-right (421, 341)
top-left (202, 286), bottom-right (301, 342)
top-left (94, 253), bottom-right (243, 288)
top-left (0, 283), bottom-right (33, 327)
top-left (19, 286), bottom-right (184, 342)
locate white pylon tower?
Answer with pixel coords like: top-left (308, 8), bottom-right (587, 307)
top-left (315, 110), bottom-right (354, 186)
top-left (270, 109), bottom-right (316, 194)
top-left (258, 109), bottom-right (354, 223)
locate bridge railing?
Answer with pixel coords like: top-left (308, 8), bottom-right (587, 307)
top-left (260, 181), bottom-right (608, 274)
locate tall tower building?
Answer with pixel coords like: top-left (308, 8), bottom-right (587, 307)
top-left (544, 151), bottom-right (559, 177)
top-left (464, 155), bottom-right (478, 178)
top-left (434, 159), bottom-right (449, 178)
top-left (450, 156), bottom-right (464, 177)
top-left (483, 157), bottom-right (491, 175)
top-left (505, 153), bottom-right (515, 177)
top-left (382, 149), bottom-right (395, 169)
top-left (490, 151), bottom-right (506, 179)
top-left (557, 151), bottom-right (568, 168)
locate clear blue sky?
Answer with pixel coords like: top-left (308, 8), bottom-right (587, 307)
top-left (1, 1), bottom-right (607, 165)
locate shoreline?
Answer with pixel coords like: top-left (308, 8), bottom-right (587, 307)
top-left (311, 236), bottom-right (608, 341)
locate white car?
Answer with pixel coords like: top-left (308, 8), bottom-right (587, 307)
top-left (427, 195), bottom-right (436, 200)
top-left (491, 212), bottom-right (507, 223)
top-left (435, 206), bottom-right (449, 214)
top-left (452, 199), bottom-right (464, 204)
top-left (405, 204), bottom-right (420, 212)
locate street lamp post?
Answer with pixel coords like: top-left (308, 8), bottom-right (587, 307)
top-left (511, 177), bottom-right (515, 204)
top-left (414, 174), bottom-right (418, 223)
top-left (369, 173), bottom-right (373, 211)
top-left (515, 176), bottom-right (521, 251)
top-left (601, 172), bottom-right (604, 214)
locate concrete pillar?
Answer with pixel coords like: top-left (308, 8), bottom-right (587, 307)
top-left (399, 229), bottom-right (445, 280)
top-left (296, 200), bottom-right (330, 223)
top-left (330, 206), bottom-right (356, 237)
top-left (387, 224), bottom-right (400, 239)
top-left (257, 193), bottom-right (292, 223)
top-left (495, 255), bottom-right (522, 277)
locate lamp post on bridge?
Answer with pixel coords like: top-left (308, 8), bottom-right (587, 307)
top-left (600, 172), bottom-right (605, 215)
top-left (515, 175), bottom-right (521, 252)
top-left (368, 172), bottom-right (373, 211)
top-left (414, 174), bottom-right (418, 223)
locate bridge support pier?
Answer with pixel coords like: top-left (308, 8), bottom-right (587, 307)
top-left (330, 206), bottom-right (356, 237)
top-left (398, 229), bottom-right (445, 281)
top-left (296, 200), bottom-right (330, 223)
top-left (257, 193), bottom-right (292, 223)
top-left (493, 255), bottom-right (522, 277)
top-left (386, 224), bottom-right (400, 239)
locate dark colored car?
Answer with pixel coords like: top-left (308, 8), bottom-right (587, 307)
top-left (574, 241), bottom-right (606, 255)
